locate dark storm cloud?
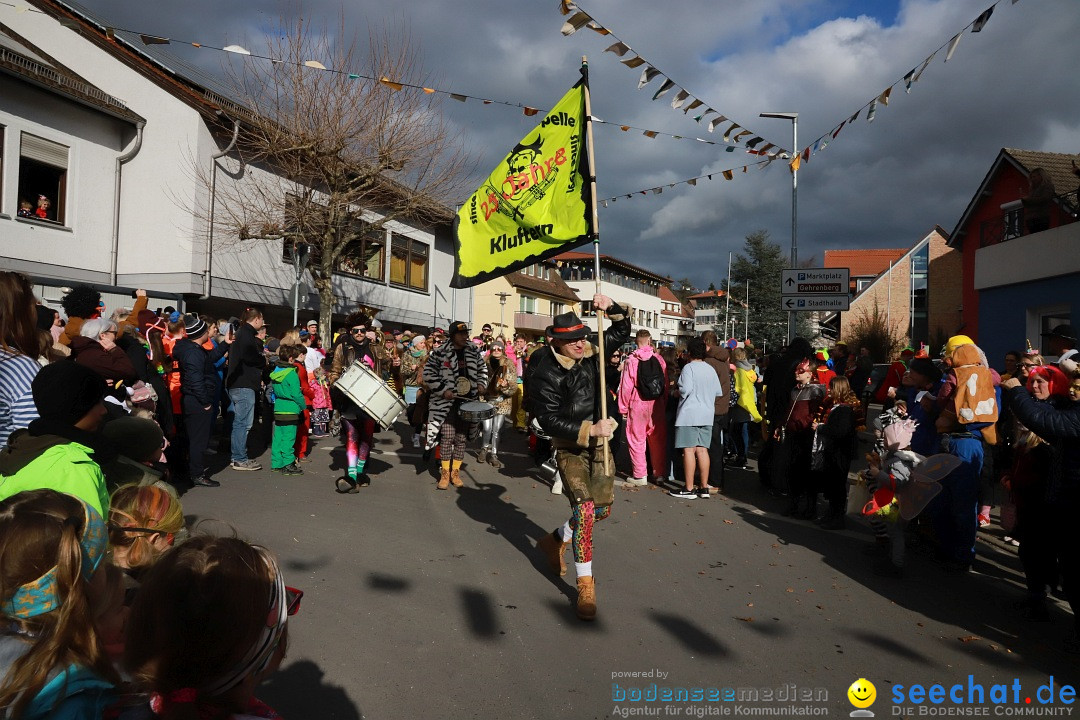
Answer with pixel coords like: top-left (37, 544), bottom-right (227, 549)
top-left (75, 0), bottom-right (1080, 288)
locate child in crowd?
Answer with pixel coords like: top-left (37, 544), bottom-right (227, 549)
top-left (310, 366), bottom-right (332, 438)
top-left (16, 200), bottom-right (33, 218)
top-left (34, 194), bottom-right (50, 220)
top-left (108, 483), bottom-right (185, 583)
top-left (123, 536), bottom-right (296, 720)
top-left (269, 344), bottom-right (306, 475)
top-left (864, 415), bottom-right (922, 578)
top-left (0, 490), bottom-right (120, 717)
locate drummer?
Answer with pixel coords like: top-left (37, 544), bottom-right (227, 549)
top-left (422, 320), bottom-right (489, 489)
top-left (327, 311), bottom-right (382, 492)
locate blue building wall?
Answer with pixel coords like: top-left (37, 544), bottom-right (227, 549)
top-left (977, 274), bottom-right (1079, 366)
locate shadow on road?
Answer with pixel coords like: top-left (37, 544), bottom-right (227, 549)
top-left (258, 659), bottom-right (362, 720)
top-left (455, 480), bottom-right (576, 604)
top-left (649, 612), bottom-right (730, 657)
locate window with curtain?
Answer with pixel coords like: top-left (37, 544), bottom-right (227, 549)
top-left (339, 223), bottom-right (386, 281)
top-left (389, 233), bottom-right (428, 291)
top-left (18, 133), bottom-right (68, 224)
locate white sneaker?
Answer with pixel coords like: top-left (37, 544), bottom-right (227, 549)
top-left (626, 476), bottom-right (647, 486)
top-left (412, 433), bottom-right (421, 448)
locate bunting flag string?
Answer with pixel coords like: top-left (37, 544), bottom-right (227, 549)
top-left (557, 0), bottom-right (789, 158)
top-left (596, 158), bottom-right (775, 207)
top-left (1, 1), bottom-right (761, 157)
top-left (784, 0), bottom-right (1017, 173)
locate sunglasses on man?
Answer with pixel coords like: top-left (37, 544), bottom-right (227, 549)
top-left (349, 327), bottom-right (366, 336)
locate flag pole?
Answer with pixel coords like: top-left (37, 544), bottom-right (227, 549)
top-left (581, 55), bottom-right (611, 476)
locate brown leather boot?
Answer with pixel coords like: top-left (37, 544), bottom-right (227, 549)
top-left (450, 467), bottom-right (463, 487)
top-left (576, 576), bottom-right (596, 621)
top-left (536, 531), bottom-right (568, 576)
top-left (437, 467), bottom-right (450, 490)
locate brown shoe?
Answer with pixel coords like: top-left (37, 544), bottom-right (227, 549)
top-left (488, 454), bottom-right (504, 469)
top-left (576, 576), bottom-right (597, 621)
top-left (536, 531), bottom-right (568, 576)
top-left (437, 467), bottom-right (450, 490)
top-left (450, 467), bottom-right (463, 487)
top-left (476, 448), bottom-right (488, 464)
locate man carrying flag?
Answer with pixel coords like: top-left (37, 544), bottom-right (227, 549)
top-left (531, 297), bottom-right (631, 621)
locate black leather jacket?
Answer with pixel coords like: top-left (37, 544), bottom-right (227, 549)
top-left (529, 303), bottom-right (630, 447)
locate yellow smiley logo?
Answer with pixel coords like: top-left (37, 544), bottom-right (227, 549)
top-left (847, 678), bottom-right (877, 709)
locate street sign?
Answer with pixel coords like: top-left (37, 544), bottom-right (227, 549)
top-left (781, 268), bottom-right (850, 295)
top-left (781, 295), bottom-right (850, 312)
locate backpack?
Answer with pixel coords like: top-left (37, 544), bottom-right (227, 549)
top-left (636, 356), bottom-right (665, 400)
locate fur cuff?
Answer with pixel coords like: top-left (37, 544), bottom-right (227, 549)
top-left (576, 421), bottom-right (592, 448)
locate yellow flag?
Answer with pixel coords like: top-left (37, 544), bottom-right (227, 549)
top-left (451, 74), bottom-right (591, 288)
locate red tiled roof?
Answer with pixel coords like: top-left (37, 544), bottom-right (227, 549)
top-left (658, 285), bottom-right (680, 302)
top-left (823, 249), bottom-right (907, 278)
top-left (689, 290), bottom-right (727, 299)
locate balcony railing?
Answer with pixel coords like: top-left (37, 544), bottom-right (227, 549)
top-left (514, 311), bottom-right (553, 332)
top-left (979, 190), bottom-right (1079, 248)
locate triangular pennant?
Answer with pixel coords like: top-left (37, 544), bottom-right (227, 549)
top-left (605, 41), bottom-right (632, 57)
top-left (971, 6), bottom-right (994, 32)
top-left (671, 90), bottom-right (690, 109)
top-left (620, 125), bottom-right (631, 131)
top-left (652, 188), bottom-right (662, 195)
top-left (725, 146), bottom-right (735, 152)
top-left (722, 170), bottom-right (733, 180)
top-left (643, 131), bottom-right (658, 138)
top-left (866, 99), bottom-right (878, 122)
top-left (944, 32), bottom-right (963, 62)
top-left (759, 143), bottom-right (775, 154)
top-left (848, 109), bottom-right (861, 124)
top-left (818, 137), bottom-right (828, 151)
top-left (811, 139), bottom-right (820, 154)
top-left (223, 44), bottom-right (250, 55)
top-left (523, 107), bottom-right (539, 116)
top-left (684, 99), bottom-right (704, 114)
top-left (687, 179), bottom-right (697, 187)
top-left (745, 137), bottom-right (763, 149)
top-left (801, 147), bottom-right (810, 162)
top-left (742, 165), bottom-right (749, 173)
top-left (450, 94), bottom-right (467, 102)
top-left (695, 108), bottom-right (717, 123)
top-left (790, 155), bottom-right (801, 173)
top-left (832, 121), bottom-right (846, 139)
top-left (733, 130), bottom-right (752, 143)
top-left (561, 11), bottom-right (592, 36)
top-left (913, 52), bottom-right (936, 82)
top-left (348, 73), bottom-right (360, 80)
top-left (707, 115), bottom-right (728, 133)
top-left (903, 68), bottom-right (915, 93)
top-left (621, 55), bottom-right (646, 69)
top-left (306, 60), bottom-right (328, 70)
top-left (878, 87), bottom-right (892, 106)
top-left (105, 27), bottom-right (115, 40)
top-left (587, 24), bottom-right (610, 36)
top-left (638, 66), bottom-right (661, 89)
top-left (723, 122), bottom-right (739, 142)
top-left (423, 87), bottom-right (436, 94)
top-left (601, 200), bottom-right (608, 208)
top-left (139, 34), bottom-right (170, 45)
top-left (651, 79), bottom-right (676, 100)
top-left (559, 0), bottom-right (575, 15)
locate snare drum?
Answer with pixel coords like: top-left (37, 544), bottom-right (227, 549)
top-left (333, 361), bottom-right (408, 430)
top-left (458, 401), bottom-right (495, 423)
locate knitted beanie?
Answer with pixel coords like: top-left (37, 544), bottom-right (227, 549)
top-left (32, 360), bottom-right (102, 426)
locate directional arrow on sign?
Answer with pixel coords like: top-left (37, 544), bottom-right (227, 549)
top-left (785, 278), bottom-right (795, 287)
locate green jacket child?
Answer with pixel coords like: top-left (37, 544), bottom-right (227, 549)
top-left (269, 350), bottom-right (307, 473)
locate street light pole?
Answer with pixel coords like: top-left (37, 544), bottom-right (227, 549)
top-left (496, 292), bottom-right (511, 339)
top-left (760, 112), bottom-right (798, 343)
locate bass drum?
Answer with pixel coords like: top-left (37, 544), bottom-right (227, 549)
top-left (332, 360), bottom-right (407, 430)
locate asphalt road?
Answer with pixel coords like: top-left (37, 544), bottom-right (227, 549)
top-left (178, 423), bottom-right (1079, 719)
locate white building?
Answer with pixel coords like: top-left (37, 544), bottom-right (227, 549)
top-left (658, 285), bottom-right (694, 347)
top-left (0, 0), bottom-right (467, 332)
top-left (554, 251), bottom-right (670, 343)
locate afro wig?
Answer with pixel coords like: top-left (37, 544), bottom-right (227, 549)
top-left (61, 284), bottom-right (102, 319)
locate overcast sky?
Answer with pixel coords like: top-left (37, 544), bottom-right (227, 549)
top-left (77, 0), bottom-right (1080, 288)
